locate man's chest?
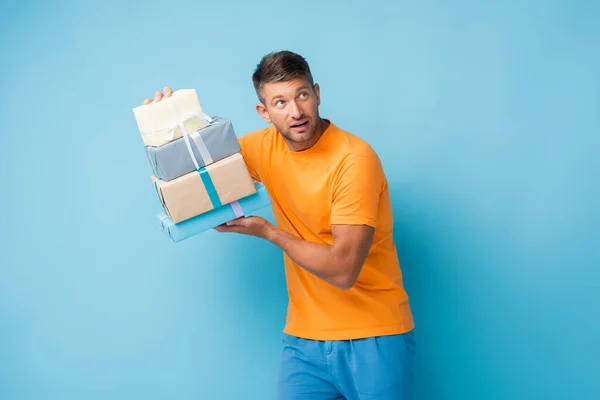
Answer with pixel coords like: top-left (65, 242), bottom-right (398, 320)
top-left (263, 157), bottom-right (338, 235)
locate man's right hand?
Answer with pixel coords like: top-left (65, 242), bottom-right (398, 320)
top-left (143, 86), bottom-right (174, 105)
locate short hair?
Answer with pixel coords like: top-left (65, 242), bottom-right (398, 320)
top-left (252, 50), bottom-right (315, 104)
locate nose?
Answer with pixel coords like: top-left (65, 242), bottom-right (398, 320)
top-left (289, 101), bottom-right (302, 119)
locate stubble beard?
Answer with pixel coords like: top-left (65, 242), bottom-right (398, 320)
top-left (277, 119), bottom-right (317, 144)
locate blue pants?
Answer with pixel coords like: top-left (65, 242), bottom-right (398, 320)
top-left (276, 329), bottom-right (416, 399)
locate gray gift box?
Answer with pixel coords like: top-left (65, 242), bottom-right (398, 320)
top-left (146, 117), bottom-right (241, 181)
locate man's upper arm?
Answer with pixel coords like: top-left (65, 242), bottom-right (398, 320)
top-left (330, 154), bottom-right (384, 228)
top-left (331, 224), bottom-right (375, 285)
top-left (329, 154), bottom-right (384, 284)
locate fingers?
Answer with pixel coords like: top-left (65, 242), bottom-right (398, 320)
top-left (225, 217), bottom-right (248, 226)
top-left (213, 222), bottom-right (247, 233)
top-left (142, 86), bottom-right (174, 105)
top-left (214, 225), bottom-right (241, 233)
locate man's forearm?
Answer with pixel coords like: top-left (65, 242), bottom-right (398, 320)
top-left (264, 226), bottom-right (353, 289)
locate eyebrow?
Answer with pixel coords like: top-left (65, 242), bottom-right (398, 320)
top-left (270, 86), bottom-right (310, 102)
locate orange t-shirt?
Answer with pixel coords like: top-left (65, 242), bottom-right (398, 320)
top-left (238, 120), bottom-right (414, 340)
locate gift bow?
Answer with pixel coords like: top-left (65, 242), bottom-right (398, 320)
top-left (151, 95), bottom-right (215, 169)
top-left (177, 111), bottom-right (215, 170)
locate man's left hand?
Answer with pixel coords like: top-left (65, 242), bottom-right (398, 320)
top-left (214, 216), bottom-right (274, 239)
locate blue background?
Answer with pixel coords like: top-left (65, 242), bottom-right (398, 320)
top-left (1, 0), bottom-right (598, 399)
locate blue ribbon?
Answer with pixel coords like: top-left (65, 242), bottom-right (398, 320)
top-left (199, 168), bottom-right (222, 208)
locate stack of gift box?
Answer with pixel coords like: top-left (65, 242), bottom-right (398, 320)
top-left (132, 89), bottom-right (271, 242)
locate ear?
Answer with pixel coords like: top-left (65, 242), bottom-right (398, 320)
top-left (256, 102), bottom-right (272, 124)
top-left (313, 83), bottom-right (321, 106)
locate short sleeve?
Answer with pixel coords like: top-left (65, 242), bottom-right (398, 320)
top-left (330, 154), bottom-right (384, 228)
top-left (238, 132), bottom-right (262, 182)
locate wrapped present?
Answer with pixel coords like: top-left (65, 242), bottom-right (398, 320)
top-left (157, 182), bottom-right (272, 242)
top-left (133, 89), bottom-right (209, 147)
top-left (146, 117), bottom-right (241, 181)
top-left (152, 153), bottom-right (256, 224)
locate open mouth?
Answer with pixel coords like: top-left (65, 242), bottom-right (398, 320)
top-left (290, 121), bottom-right (309, 129)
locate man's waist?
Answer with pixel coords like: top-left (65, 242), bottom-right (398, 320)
top-left (285, 292), bottom-right (414, 338)
top-left (284, 316), bottom-right (415, 341)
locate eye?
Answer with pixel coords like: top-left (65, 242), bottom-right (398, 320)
top-left (299, 92), bottom-right (308, 99)
top-left (276, 100), bottom-right (285, 107)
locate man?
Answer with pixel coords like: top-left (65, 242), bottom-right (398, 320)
top-left (143, 50), bottom-right (416, 399)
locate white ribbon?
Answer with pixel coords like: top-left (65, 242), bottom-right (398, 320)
top-left (150, 96), bottom-right (214, 169)
top-left (192, 130), bottom-right (214, 166)
top-left (167, 96), bottom-right (214, 170)
top-left (180, 115), bottom-right (214, 170)
top-left (159, 215), bottom-right (170, 232)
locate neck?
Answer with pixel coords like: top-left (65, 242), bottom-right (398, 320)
top-left (286, 118), bottom-right (329, 152)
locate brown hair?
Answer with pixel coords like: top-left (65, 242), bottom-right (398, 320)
top-left (252, 50), bottom-right (315, 104)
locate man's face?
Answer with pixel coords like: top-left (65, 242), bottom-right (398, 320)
top-left (256, 77), bottom-right (321, 149)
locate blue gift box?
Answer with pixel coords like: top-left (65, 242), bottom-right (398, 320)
top-left (156, 182), bottom-right (272, 242)
top-left (146, 117), bottom-right (241, 182)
